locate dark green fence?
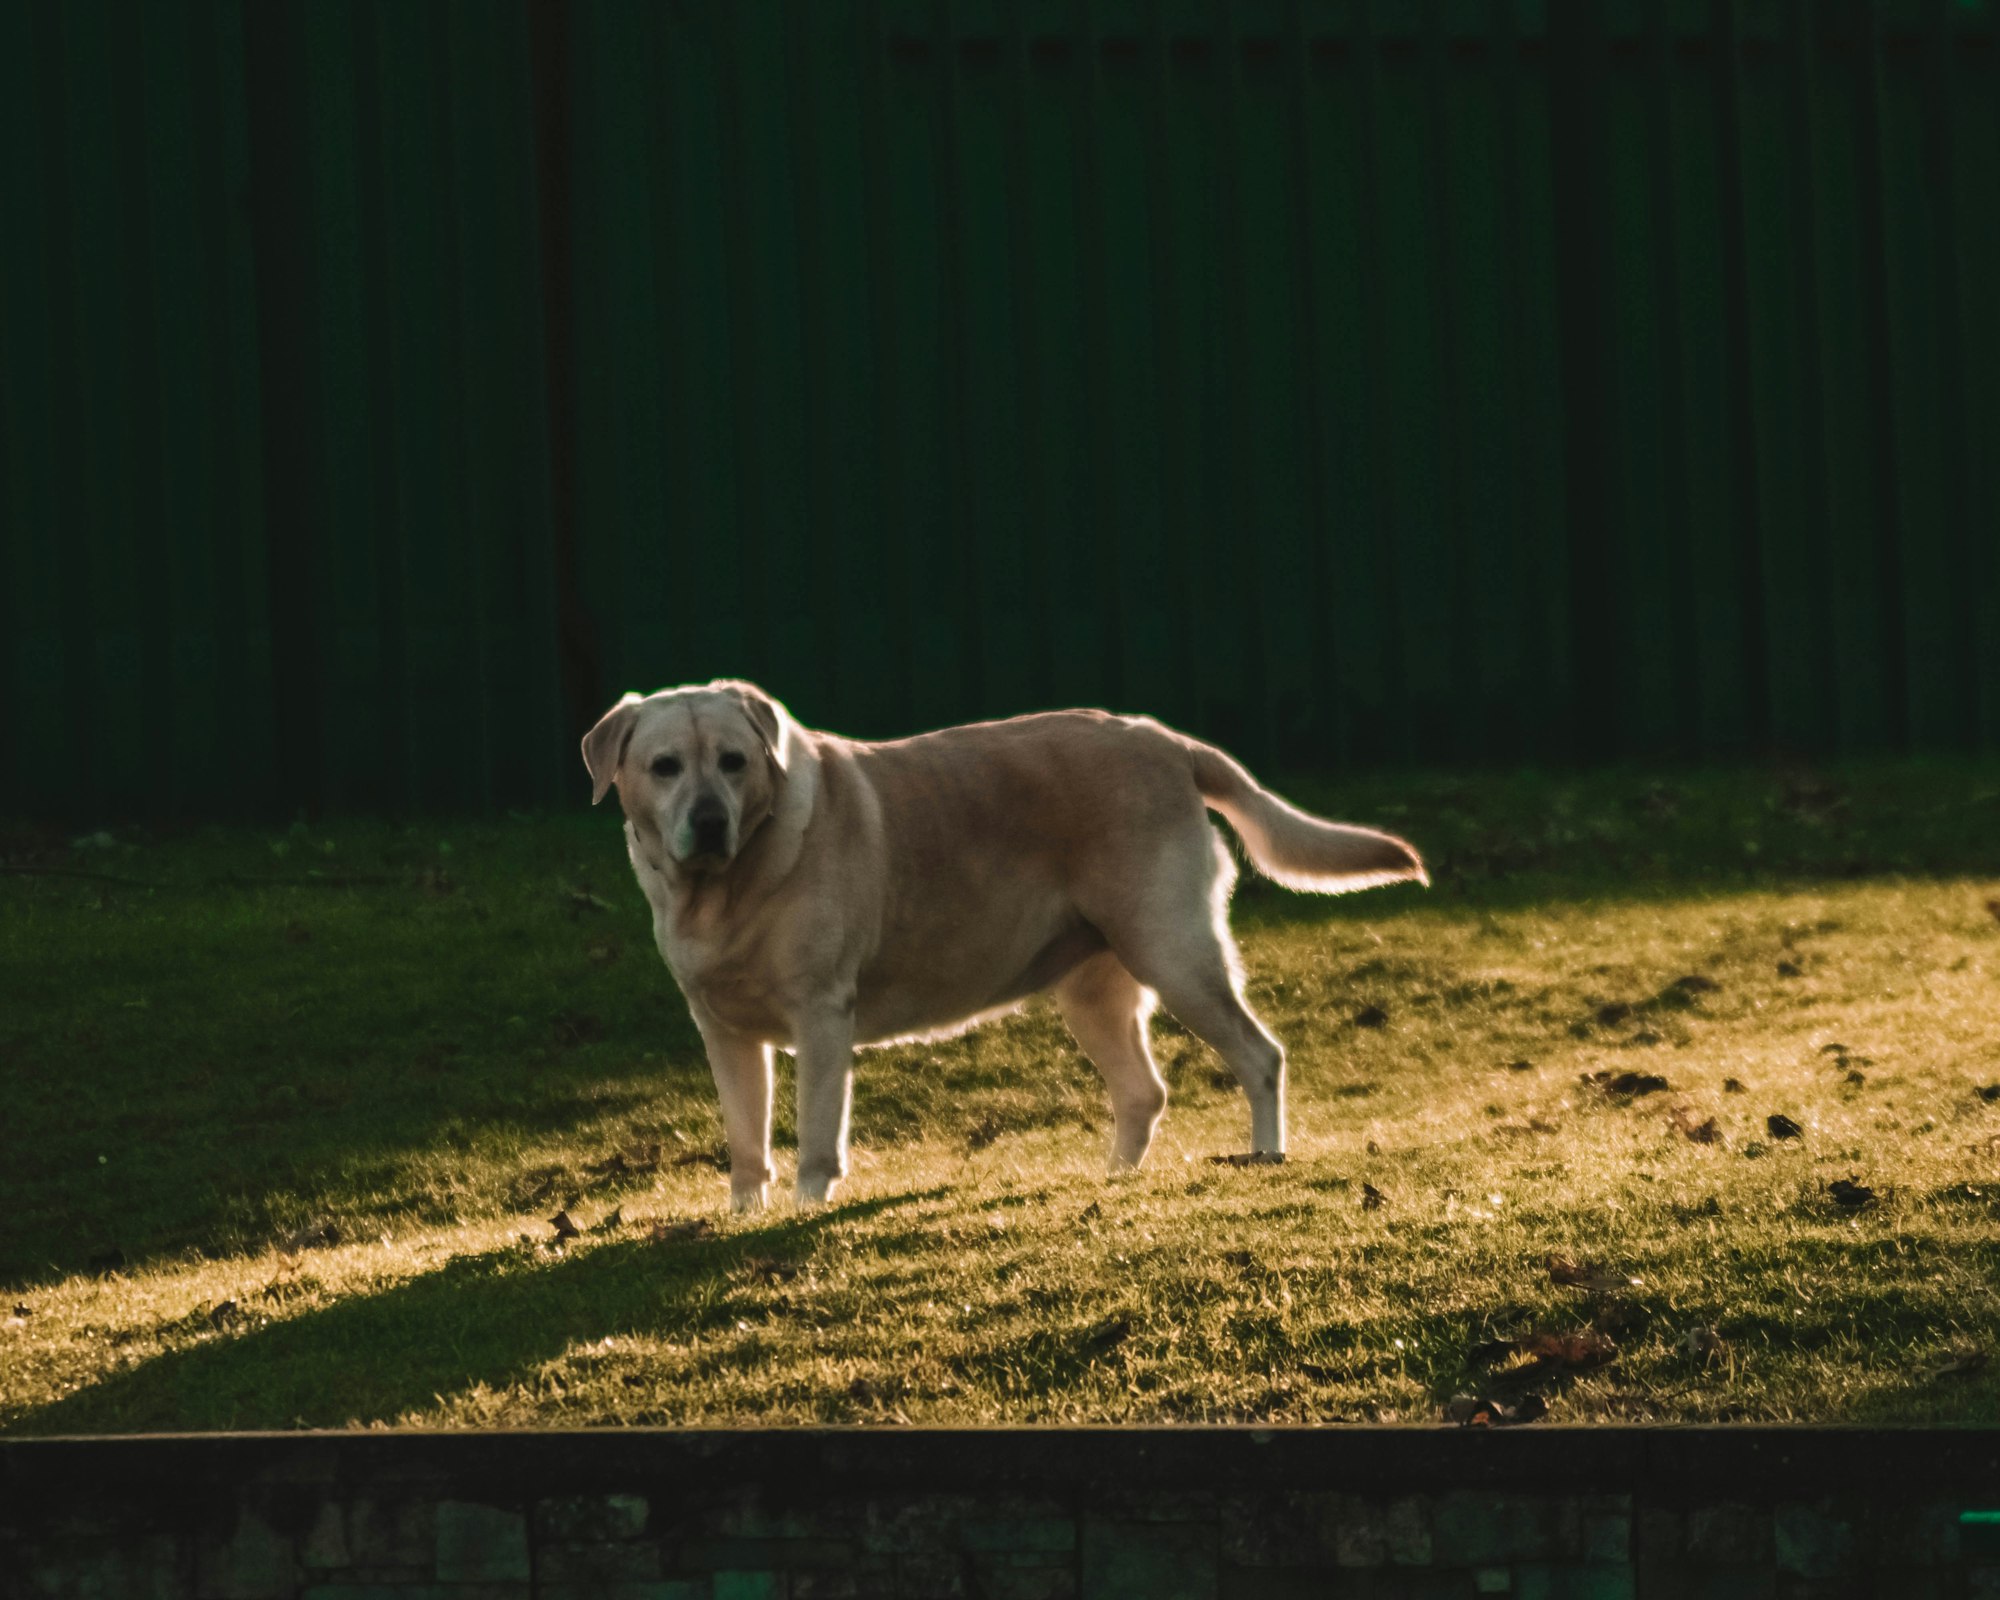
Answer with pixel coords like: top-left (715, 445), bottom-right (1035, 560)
top-left (5, 1), bottom-right (1997, 821)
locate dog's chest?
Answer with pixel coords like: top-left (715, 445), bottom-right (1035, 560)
top-left (662, 933), bottom-right (796, 1042)
top-left (643, 896), bottom-right (794, 1043)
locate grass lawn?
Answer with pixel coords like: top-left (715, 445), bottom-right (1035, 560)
top-left (4, 761), bottom-right (2000, 1433)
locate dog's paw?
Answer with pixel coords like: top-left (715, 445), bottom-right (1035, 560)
top-left (729, 1182), bottom-right (770, 1214)
top-left (794, 1174), bottom-right (841, 1209)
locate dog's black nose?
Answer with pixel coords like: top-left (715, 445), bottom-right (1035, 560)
top-left (689, 795), bottom-right (728, 853)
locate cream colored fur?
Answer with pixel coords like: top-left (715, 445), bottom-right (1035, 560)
top-left (582, 680), bottom-right (1427, 1210)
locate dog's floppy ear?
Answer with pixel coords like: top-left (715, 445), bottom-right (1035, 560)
top-left (716, 680), bottom-right (793, 775)
top-left (581, 693), bottom-right (645, 805)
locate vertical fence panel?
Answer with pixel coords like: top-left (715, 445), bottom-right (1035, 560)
top-left (570, 1), bottom-right (673, 708)
top-left (1234, 16), bottom-right (1316, 764)
top-left (1739, 7), bottom-right (1829, 754)
top-left (1098, 29), bottom-right (1176, 726)
top-left (137, 2), bottom-right (227, 809)
top-left (1602, 35), bottom-right (1680, 752)
top-left (1437, 21), bottom-right (1527, 761)
top-left (1879, 3), bottom-right (1970, 751)
top-left (947, 17), bottom-right (1035, 724)
top-left (447, 3), bottom-right (566, 806)
top-left (2, 1), bottom-right (64, 814)
top-left (1952, 6), bottom-right (2000, 751)
top-left (55, 1), bottom-right (150, 814)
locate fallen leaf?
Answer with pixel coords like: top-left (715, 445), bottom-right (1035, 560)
top-left (1085, 1314), bottom-right (1133, 1351)
top-left (1353, 1004), bottom-right (1389, 1029)
top-left (1844, 1069), bottom-right (1867, 1088)
top-left (647, 1217), bottom-right (714, 1243)
top-left (549, 1209), bottom-right (582, 1242)
top-left (1776, 960), bottom-right (1803, 977)
top-left (587, 1143), bottom-right (662, 1182)
top-left (1819, 1042), bottom-right (1850, 1057)
top-left (1979, 1085), bottom-right (2000, 1103)
top-left (1827, 1177), bottom-right (1877, 1209)
top-left (1666, 1105), bottom-right (1722, 1144)
top-left (1446, 1391), bottom-right (1549, 1427)
top-left (1506, 1059), bottom-right (1536, 1072)
top-left (10, 1303), bottom-right (29, 1318)
top-left (1680, 1325), bottom-right (1728, 1364)
top-left (1211, 1151), bottom-right (1286, 1167)
top-left (1547, 1256), bottom-right (1638, 1292)
top-left (1723, 1078), bottom-right (1748, 1094)
top-left (281, 1220), bottom-right (341, 1253)
top-left (1589, 1070), bottom-right (1671, 1098)
top-left (1361, 1183), bottom-right (1386, 1211)
top-left (1077, 1201), bottom-right (1103, 1223)
top-left (1513, 1330), bottom-right (1617, 1371)
top-left (1766, 1113), bottom-right (1804, 1140)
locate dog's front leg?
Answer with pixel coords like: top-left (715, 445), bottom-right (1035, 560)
top-left (698, 1021), bottom-right (775, 1213)
top-left (792, 1008), bottom-right (856, 1207)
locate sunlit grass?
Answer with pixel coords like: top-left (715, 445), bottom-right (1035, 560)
top-left (3, 761), bottom-right (1999, 1431)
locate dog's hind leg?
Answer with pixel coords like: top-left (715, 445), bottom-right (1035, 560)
top-left (1054, 952), bottom-right (1168, 1171)
top-left (1093, 830), bottom-right (1288, 1160)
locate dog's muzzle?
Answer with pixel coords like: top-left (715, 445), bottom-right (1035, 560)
top-left (687, 795), bottom-right (730, 862)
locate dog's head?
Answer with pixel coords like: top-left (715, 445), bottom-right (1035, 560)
top-left (581, 680), bottom-right (793, 876)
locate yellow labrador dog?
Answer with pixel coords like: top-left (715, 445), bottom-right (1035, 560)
top-left (583, 680), bottom-right (1425, 1211)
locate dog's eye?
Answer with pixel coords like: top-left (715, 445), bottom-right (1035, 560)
top-left (650, 755), bottom-right (683, 779)
top-left (718, 751), bottom-right (747, 774)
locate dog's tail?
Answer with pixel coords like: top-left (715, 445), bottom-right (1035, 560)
top-left (1177, 733), bottom-right (1428, 895)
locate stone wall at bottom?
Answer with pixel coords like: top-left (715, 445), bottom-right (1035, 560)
top-left (3, 1428), bottom-right (1998, 1600)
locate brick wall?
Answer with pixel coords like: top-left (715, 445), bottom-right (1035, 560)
top-left (4, 1429), bottom-right (1998, 1599)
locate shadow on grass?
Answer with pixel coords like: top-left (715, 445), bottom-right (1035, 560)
top-left (12, 1188), bottom-right (941, 1436)
top-left (0, 814), bottom-right (717, 1286)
